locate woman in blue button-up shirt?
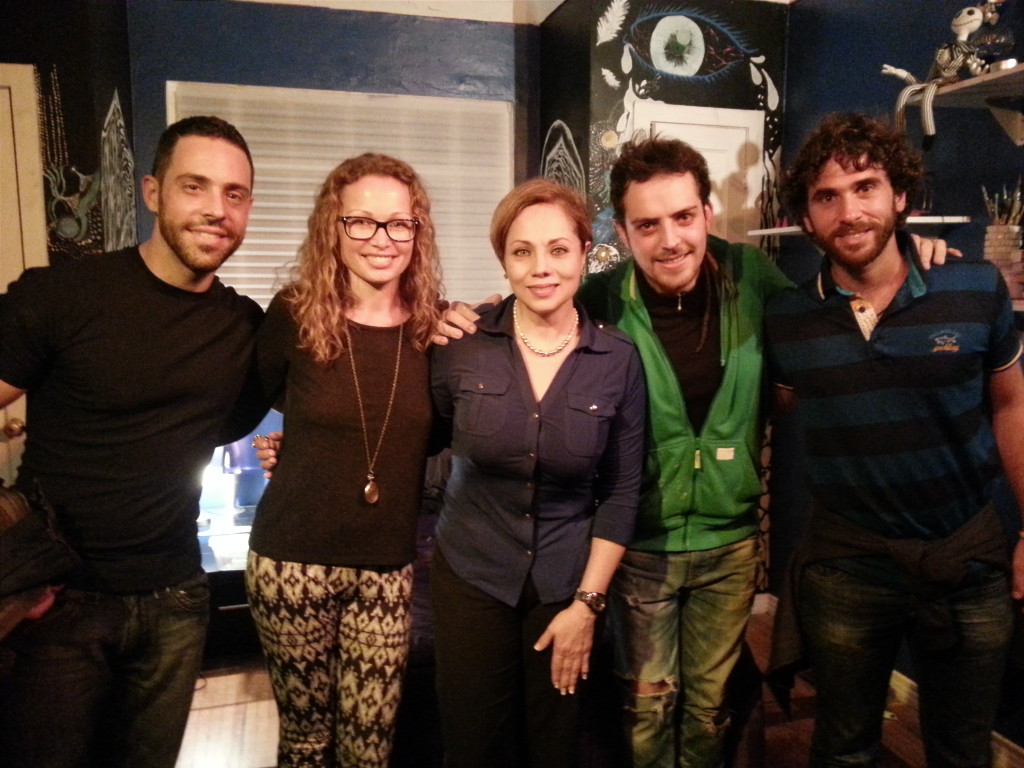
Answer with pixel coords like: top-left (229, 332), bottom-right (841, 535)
top-left (430, 179), bottom-right (646, 768)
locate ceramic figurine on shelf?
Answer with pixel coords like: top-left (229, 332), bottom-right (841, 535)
top-left (882, 5), bottom-right (989, 149)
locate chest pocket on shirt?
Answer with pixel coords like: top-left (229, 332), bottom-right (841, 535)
top-left (455, 374), bottom-right (510, 437)
top-left (565, 392), bottom-right (614, 459)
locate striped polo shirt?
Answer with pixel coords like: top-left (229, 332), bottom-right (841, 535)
top-left (766, 232), bottom-right (1022, 541)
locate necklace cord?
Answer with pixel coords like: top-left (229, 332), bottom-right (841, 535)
top-left (347, 324), bottom-right (403, 500)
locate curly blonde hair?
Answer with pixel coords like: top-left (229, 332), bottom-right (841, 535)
top-left (283, 153), bottom-right (444, 364)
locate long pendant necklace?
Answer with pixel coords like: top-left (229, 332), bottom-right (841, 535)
top-left (347, 323), bottom-right (403, 505)
top-left (513, 299), bottom-right (578, 357)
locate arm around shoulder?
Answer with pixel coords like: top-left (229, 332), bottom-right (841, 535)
top-left (738, 243), bottom-right (794, 299)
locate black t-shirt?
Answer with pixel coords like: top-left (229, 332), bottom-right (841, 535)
top-left (0, 248), bottom-right (264, 592)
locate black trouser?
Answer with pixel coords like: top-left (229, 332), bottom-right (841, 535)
top-left (430, 546), bottom-right (583, 768)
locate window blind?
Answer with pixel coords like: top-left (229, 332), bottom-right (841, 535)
top-left (169, 81), bottom-right (512, 308)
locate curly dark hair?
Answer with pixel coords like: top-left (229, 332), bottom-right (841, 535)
top-left (782, 113), bottom-right (923, 228)
top-left (610, 135), bottom-right (711, 223)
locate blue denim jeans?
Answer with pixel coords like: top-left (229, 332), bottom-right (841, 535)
top-left (800, 562), bottom-right (1013, 768)
top-left (0, 574), bottom-right (209, 768)
top-left (610, 538), bottom-right (757, 768)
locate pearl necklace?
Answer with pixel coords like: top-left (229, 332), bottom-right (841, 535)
top-left (512, 299), bottom-right (578, 357)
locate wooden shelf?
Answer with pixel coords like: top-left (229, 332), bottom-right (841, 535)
top-left (904, 63), bottom-right (1024, 145)
top-left (748, 216), bottom-right (971, 237)
top-left (910, 63), bottom-right (1024, 109)
top-left (748, 226), bottom-right (803, 236)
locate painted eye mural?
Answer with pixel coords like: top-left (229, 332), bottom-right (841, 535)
top-left (623, 10), bottom-right (755, 103)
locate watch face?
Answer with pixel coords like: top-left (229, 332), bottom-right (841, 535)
top-left (576, 590), bottom-right (606, 612)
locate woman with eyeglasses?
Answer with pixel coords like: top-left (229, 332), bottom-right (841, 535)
top-left (429, 179), bottom-right (645, 767)
top-left (245, 154), bottom-right (443, 768)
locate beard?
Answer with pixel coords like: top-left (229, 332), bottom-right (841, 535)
top-left (813, 208), bottom-right (898, 275)
top-left (158, 215), bottom-right (244, 277)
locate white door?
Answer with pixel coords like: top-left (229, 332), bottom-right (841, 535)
top-left (0, 63), bottom-right (48, 484)
top-left (631, 102), bottom-right (765, 246)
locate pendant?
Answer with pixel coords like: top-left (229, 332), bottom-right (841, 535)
top-left (363, 474), bottom-right (380, 505)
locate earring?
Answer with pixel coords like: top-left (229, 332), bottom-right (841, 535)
top-left (503, 273), bottom-right (507, 279)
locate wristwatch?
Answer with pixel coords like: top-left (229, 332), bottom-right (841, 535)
top-left (573, 589), bottom-right (607, 614)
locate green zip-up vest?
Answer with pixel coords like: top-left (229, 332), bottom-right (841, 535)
top-left (576, 236), bottom-right (792, 553)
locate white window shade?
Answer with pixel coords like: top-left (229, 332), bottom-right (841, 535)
top-left (168, 81), bottom-right (512, 308)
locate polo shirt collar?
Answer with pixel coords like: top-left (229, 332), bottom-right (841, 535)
top-left (814, 229), bottom-right (928, 301)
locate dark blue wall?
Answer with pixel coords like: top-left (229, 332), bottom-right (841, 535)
top-left (126, 0), bottom-right (533, 237)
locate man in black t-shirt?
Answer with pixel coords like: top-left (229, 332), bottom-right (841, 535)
top-left (0, 116), bottom-right (264, 768)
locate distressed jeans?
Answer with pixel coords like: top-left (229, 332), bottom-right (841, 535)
top-left (610, 538), bottom-right (757, 768)
top-left (0, 574), bottom-right (209, 768)
top-left (801, 562), bottom-right (1013, 768)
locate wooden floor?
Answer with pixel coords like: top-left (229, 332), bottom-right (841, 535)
top-left (176, 660), bottom-right (277, 768)
top-left (176, 598), bottom-right (1021, 768)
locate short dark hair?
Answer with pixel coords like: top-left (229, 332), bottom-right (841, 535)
top-left (610, 136), bottom-right (712, 223)
top-left (151, 115), bottom-right (253, 186)
top-left (782, 112), bottom-right (923, 227)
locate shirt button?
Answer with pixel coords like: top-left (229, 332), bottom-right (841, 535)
top-left (476, 382), bottom-right (485, 389)
top-left (588, 404), bottom-right (598, 412)
top-left (526, 482), bottom-right (533, 489)
top-left (525, 549), bottom-right (533, 557)
top-left (528, 452), bottom-right (536, 459)
top-left (525, 512), bottom-right (533, 519)
top-left (531, 412), bottom-right (539, 419)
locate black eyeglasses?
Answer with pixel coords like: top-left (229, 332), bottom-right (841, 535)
top-left (338, 216), bottom-right (419, 242)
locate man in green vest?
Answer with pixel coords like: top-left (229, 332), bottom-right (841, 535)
top-left (575, 136), bottom-right (790, 768)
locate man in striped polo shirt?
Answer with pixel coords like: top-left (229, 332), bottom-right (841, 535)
top-left (766, 112), bottom-right (1024, 768)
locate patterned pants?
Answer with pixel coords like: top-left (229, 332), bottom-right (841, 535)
top-left (246, 551), bottom-right (413, 768)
